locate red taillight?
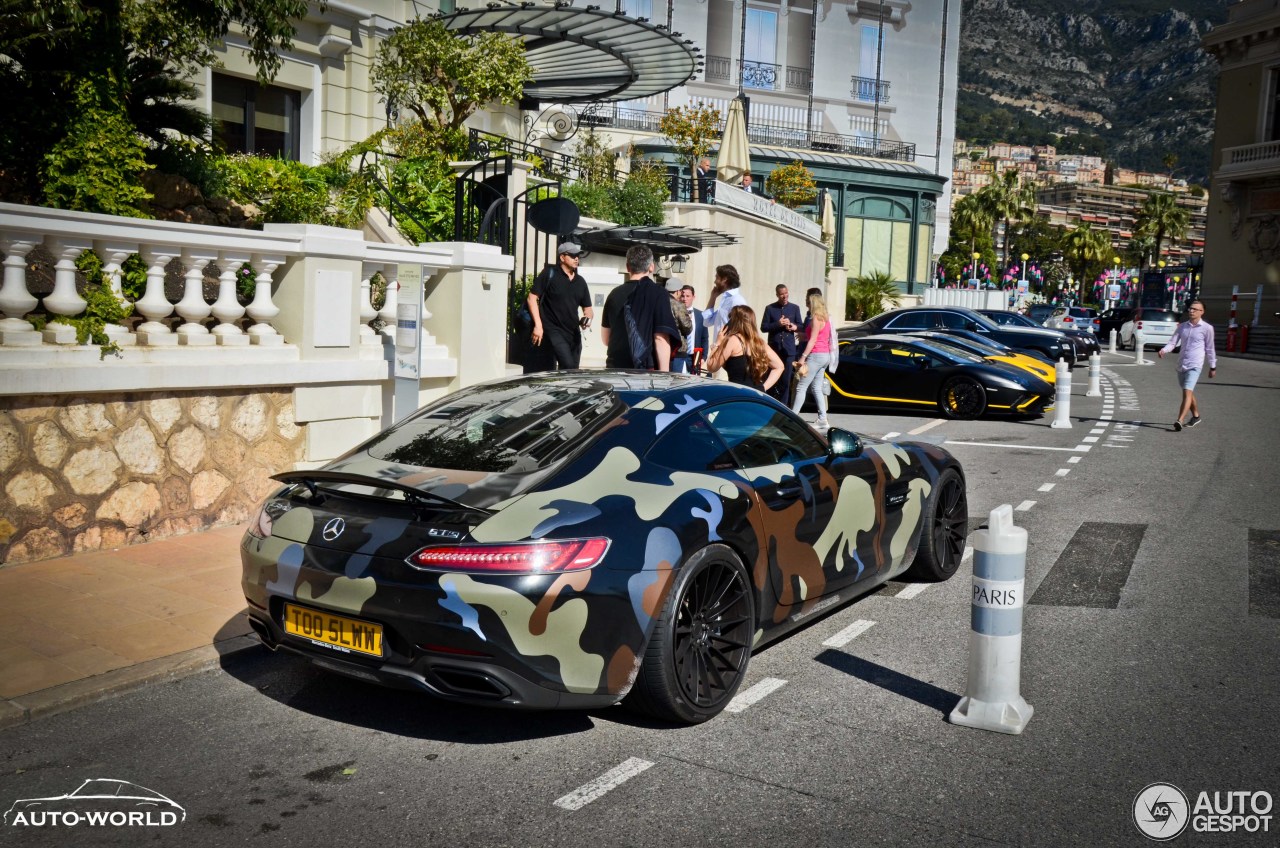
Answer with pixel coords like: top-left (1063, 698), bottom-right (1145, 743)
top-left (1062, 316), bottom-right (1073, 322)
top-left (1136, 321), bottom-right (1144, 329)
top-left (407, 538), bottom-right (611, 574)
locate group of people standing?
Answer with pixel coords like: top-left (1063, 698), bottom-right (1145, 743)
top-left (522, 241), bottom-right (834, 428)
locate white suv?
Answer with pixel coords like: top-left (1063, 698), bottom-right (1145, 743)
top-left (1044, 306), bottom-right (1100, 336)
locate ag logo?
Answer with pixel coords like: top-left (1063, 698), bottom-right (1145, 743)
top-left (321, 517), bottom-right (346, 542)
top-left (1133, 782), bottom-right (1189, 841)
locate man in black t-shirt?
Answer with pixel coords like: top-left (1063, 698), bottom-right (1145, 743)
top-left (601, 245), bottom-right (680, 370)
top-left (525, 242), bottom-right (593, 373)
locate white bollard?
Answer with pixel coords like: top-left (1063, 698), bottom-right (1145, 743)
top-left (949, 504), bottom-right (1034, 735)
top-left (1108, 328), bottom-right (1118, 354)
top-left (1134, 327), bottom-right (1147, 364)
top-left (1085, 352), bottom-right (1101, 397)
top-left (1049, 358), bottom-right (1072, 428)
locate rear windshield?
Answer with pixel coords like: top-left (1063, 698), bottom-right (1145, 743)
top-left (1138, 310), bottom-right (1180, 323)
top-left (365, 382), bottom-right (624, 473)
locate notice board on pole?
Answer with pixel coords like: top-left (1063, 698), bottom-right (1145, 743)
top-left (393, 264), bottom-right (423, 380)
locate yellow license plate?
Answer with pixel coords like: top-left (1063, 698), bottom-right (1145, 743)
top-left (283, 604), bottom-right (384, 658)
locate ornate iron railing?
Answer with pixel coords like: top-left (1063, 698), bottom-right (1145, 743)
top-left (851, 75), bottom-right (891, 103)
top-left (742, 60), bottom-right (779, 90)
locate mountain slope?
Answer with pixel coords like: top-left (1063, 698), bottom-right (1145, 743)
top-left (958, 0), bottom-right (1232, 182)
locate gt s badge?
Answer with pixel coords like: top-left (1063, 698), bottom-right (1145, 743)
top-left (427, 528), bottom-right (463, 540)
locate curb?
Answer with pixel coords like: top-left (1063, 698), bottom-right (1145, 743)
top-left (0, 635), bottom-right (262, 732)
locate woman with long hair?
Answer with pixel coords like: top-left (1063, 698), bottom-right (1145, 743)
top-left (706, 305), bottom-right (783, 392)
top-left (791, 291), bottom-right (832, 429)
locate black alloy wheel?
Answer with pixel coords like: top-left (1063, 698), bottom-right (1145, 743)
top-left (908, 467), bottom-right (968, 581)
top-left (626, 545), bottom-right (754, 724)
top-left (939, 376), bottom-right (987, 420)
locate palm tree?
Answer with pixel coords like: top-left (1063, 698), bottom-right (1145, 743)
top-left (1134, 191), bottom-right (1190, 264)
top-left (977, 169), bottom-right (1037, 267)
top-left (847, 270), bottom-right (901, 321)
top-left (950, 193), bottom-right (993, 257)
top-left (1063, 222), bottom-right (1110, 302)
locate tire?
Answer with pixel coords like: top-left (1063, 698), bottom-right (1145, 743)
top-left (625, 545), bottom-right (755, 724)
top-left (939, 376), bottom-right (987, 420)
top-left (907, 467), bottom-right (968, 581)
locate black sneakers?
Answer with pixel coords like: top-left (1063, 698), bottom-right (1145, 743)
top-left (1186, 415), bottom-right (1202, 428)
top-left (1174, 420), bottom-right (1183, 432)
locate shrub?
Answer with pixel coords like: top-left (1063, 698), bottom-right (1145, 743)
top-left (847, 271), bottom-right (900, 321)
top-left (765, 160), bottom-right (817, 210)
top-left (41, 79), bottom-right (153, 218)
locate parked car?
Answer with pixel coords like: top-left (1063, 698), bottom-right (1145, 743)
top-left (1120, 308), bottom-right (1181, 350)
top-left (827, 333), bottom-right (1055, 419)
top-left (1045, 306), bottom-right (1101, 336)
top-left (976, 309), bottom-right (1099, 359)
top-left (847, 305), bottom-right (1078, 365)
top-left (904, 329), bottom-right (1057, 384)
top-left (242, 372), bottom-right (968, 724)
top-left (1097, 307), bottom-right (1132, 344)
top-left (1026, 303), bottom-right (1057, 325)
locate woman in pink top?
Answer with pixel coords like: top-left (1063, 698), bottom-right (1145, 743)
top-left (791, 292), bottom-right (832, 429)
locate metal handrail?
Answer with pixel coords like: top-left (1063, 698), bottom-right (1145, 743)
top-left (355, 149), bottom-right (435, 238)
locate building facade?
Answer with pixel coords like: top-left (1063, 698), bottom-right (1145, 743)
top-left (1202, 0), bottom-right (1280, 326)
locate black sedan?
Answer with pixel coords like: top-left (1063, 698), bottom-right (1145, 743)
top-left (848, 306), bottom-right (1077, 365)
top-left (827, 334), bottom-right (1055, 419)
top-left (975, 308), bottom-right (1100, 358)
top-left (242, 372), bottom-right (967, 724)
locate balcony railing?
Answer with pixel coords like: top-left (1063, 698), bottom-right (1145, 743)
top-left (851, 75), bottom-right (891, 103)
top-left (742, 60), bottom-right (779, 91)
top-left (1219, 140), bottom-right (1280, 179)
top-left (580, 107), bottom-right (916, 162)
top-left (706, 55), bottom-right (732, 83)
top-left (785, 66), bottom-right (812, 93)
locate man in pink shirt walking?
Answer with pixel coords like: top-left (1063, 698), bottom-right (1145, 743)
top-left (1158, 300), bottom-right (1217, 431)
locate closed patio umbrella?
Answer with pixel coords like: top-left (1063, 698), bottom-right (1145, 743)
top-left (715, 96), bottom-right (751, 188)
top-left (821, 189), bottom-right (837, 242)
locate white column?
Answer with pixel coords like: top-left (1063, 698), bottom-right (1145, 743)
top-left (359, 265), bottom-right (379, 346)
top-left (135, 247), bottom-right (180, 345)
top-left (0, 239), bottom-right (40, 346)
top-left (175, 252), bottom-right (216, 345)
top-left (96, 243), bottom-right (138, 347)
top-left (211, 253), bottom-right (250, 345)
top-left (246, 258), bottom-right (283, 345)
top-left (42, 239), bottom-right (91, 345)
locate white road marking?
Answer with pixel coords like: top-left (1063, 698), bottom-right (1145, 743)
top-left (896, 583), bottom-right (930, 599)
top-left (554, 758), bottom-right (655, 811)
top-left (1090, 428), bottom-right (1106, 435)
top-left (1038, 483), bottom-right (1055, 492)
top-left (945, 441), bottom-right (1089, 452)
top-left (1067, 456), bottom-right (1082, 463)
top-left (1075, 444), bottom-right (1092, 452)
top-left (724, 677), bottom-right (788, 713)
top-left (1015, 500), bottom-right (1036, 511)
top-left (907, 419), bottom-right (945, 435)
top-left (823, 619), bottom-right (876, 648)
top-left (1056, 468), bottom-right (1071, 476)
top-left (1082, 436), bottom-right (1099, 443)
top-left (882, 432), bottom-right (901, 440)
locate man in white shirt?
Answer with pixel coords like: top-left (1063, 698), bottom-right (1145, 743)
top-left (701, 264), bottom-right (748, 346)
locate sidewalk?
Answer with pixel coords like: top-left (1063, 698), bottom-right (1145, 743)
top-left (0, 523), bottom-right (258, 730)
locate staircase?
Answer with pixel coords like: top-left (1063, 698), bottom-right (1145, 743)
top-left (1217, 324), bottom-right (1280, 362)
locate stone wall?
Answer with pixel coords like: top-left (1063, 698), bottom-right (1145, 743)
top-left (0, 389), bottom-right (304, 565)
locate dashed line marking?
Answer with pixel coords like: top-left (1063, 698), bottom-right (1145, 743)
top-left (1015, 500), bottom-right (1036, 511)
top-left (724, 677), bottom-right (788, 713)
top-left (1038, 483), bottom-right (1056, 492)
top-left (1056, 468), bottom-right (1071, 476)
top-left (1082, 436), bottom-right (1099, 443)
top-left (554, 758), bottom-right (655, 811)
top-left (1074, 445), bottom-right (1092, 452)
top-left (1090, 428), bottom-right (1106, 435)
top-left (1067, 456), bottom-right (1082, 463)
top-left (896, 583), bottom-right (930, 600)
top-left (823, 619), bottom-right (876, 647)
top-left (882, 432), bottom-right (901, 440)
top-left (907, 419), bottom-right (945, 435)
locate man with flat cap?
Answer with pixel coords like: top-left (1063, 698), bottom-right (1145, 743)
top-left (525, 241), bottom-right (593, 373)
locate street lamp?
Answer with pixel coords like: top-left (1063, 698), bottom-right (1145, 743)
top-left (1020, 253), bottom-right (1029, 284)
top-left (1109, 256), bottom-right (1121, 307)
top-left (971, 252), bottom-right (980, 288)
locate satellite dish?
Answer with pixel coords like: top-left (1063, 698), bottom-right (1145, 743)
top-left (526, 197), bottom-right (580, 238)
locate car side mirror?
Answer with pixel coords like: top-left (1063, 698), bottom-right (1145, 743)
top-left (827, 427), bottom-right (862, 458)
top-left (916, 357), bottom-right (930, 369)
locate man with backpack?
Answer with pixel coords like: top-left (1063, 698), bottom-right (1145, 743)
top-left (600, 245), bottom-right (680, 370)
top-left (523, 241), bottom-right (593, 374)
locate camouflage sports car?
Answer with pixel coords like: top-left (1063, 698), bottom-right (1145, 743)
top-left (242, 372), bottom-right (968, 724)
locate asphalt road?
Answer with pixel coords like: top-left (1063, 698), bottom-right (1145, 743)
top-left (2, 351), bottom-right (1278, 847)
